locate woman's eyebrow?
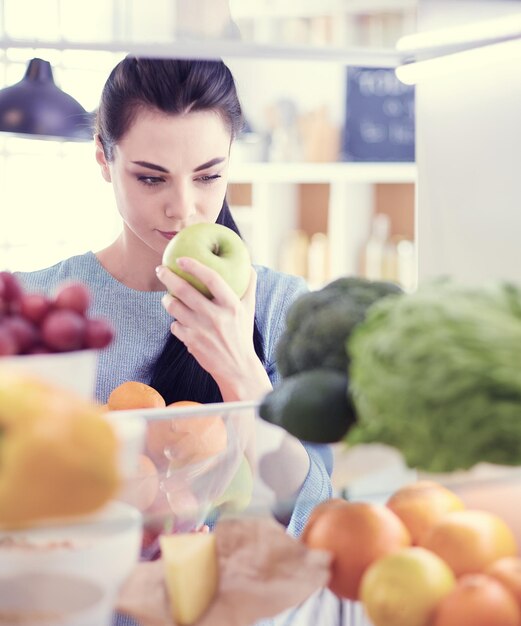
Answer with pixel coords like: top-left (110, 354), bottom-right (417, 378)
top-left (193, 157), bottom-right (226, 172)
top-left (131, 160), bottom-right (169, 173)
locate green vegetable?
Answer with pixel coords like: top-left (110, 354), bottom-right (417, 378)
top-left (276, 276), bottom-right (402, 377)
top-left (346, 280), bottom-right (521, 472)
top-left (259, 368), bottom-right (356, 443)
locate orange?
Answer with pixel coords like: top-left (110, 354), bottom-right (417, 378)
top-left (146, 401), bottom-right (227, 469)
top-left (118, 453), bottom-right (160, 512)
top-left (107, 381), bottom-right (166, 411)
top-left (300, 498), bottom-right (347, 543)
top-left (486, 557), bottom-right (521, 607)
top-left (387, 480), bottom-right (465, 544)
top-left (420, 509), bottom-right (518, 577)
top-left (301, 500), bottom-right (411, 600)
top-left (432, 573), bottom-right (521, 626)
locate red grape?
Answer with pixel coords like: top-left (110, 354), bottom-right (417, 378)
top-left (26, 344), bottom-right (51, 354)
top-left (19, 293), bottom-right (52, 324)
top-left (0, 324), bottom-right (19, 356)
top-left (53, 282), bottom-right (91, 315)
top-left (2, 316), bottom-right (39, 353)
top-left (0, 277), bottom-right (114, 356)
top-left (41, 309), bottom-right (87, 352)
top-left (84, 318), bottom-right (115, 349)
top-left (0, 272), bottom-right (23, 312)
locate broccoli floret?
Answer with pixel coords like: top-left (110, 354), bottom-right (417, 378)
top-left (276, 276), bottom-right (402, 378)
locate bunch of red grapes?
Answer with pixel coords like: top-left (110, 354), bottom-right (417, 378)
top-left (0, 271), bottom-right (115, 356)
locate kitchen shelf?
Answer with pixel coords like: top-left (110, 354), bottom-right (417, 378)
top-left (0, 36), bottom-right (406, 67)
top-left (231, 0), bottom-right (417, 20)
top-left (229, 162), bottom-right (417, 184)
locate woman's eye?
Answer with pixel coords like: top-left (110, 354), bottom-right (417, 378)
top-left (137, 176), bottom-right (164, 186)
top-left (197, 174), bottom-right (222, 184)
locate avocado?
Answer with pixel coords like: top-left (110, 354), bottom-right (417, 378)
top-left (259, 368), bottom-right (356, 443)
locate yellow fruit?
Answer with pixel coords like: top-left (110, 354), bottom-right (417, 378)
top-left (0, 367), bottom-right (120, 528)
top-left (159, 532), bottom-right (218, 625)
top-left (360, 546), bottom-right (456, 626)
top-left (420, 509), bottom-right (518, 576)
top-left (301, 500), bottom-right (411, 600)
top-left (387, 480), bottom-right (465, 544)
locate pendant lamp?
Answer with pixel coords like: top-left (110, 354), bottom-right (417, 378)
top-left (0, 57), bottom-right (93, 141)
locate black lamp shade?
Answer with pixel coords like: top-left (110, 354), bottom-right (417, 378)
top-left (0, 58), bottom-right (93, 141)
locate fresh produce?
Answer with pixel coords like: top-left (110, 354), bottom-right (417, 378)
top-left (0, 272), bottom-right (114, 355)
top-left (432, 574), bottom-right (521, 626)
top-left (301, 499), bottom-right (411, 599)
top-left (118, 453), bottom-right (160, 512)
top-left (486, 557), bottom-right (521, 608)
top-left (419, 509), bottom-right (518, 576)
top-left (163, 401), bottom-right (227, 469)
top-left (0, 367), bottom-right (120, 528)
top-left (107, 381), bottom-right (166, 411)
top-left (162, 222), bottom-right (251, 299)
top-left (258, 368), bottom-right (355, 443)
top-left (347, 280), bottom-right (521, 472)
top-left (159, 532), bottom-right (218, 625)
top-left (211, 455), bottom-right (253, 514)
top-left (305, 481), bottom-right (521, 625)
top-left (275, 276), bottom-right (402, 377)
top-left (386, 480), bottom-right (465, 545)
top-left (360, 546), bottom-right (456, 626)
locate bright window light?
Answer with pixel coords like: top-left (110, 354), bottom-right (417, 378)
top-left (396, 37), bottom-right (521, 85)
top-left (397, 12), bottom-right (521, 52)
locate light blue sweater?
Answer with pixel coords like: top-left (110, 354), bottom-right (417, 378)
top-left (17, 252), bottom-right (333, 626)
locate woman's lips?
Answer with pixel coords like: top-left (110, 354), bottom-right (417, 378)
top-left (158, 230), bottom-right (177, 240)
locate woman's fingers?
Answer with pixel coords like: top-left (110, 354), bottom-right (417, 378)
top-left (156, 258), bottom-right (245, 304)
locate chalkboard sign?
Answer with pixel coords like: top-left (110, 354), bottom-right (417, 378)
top-left (341, 66), bottom-right (415, 162)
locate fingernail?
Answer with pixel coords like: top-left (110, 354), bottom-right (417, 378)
top-left (162, 293), bottom-right (173, 307)
top-left (177, 257), bottom-right (188, 269)
top-left (155, 265), bottom-right (163, 275)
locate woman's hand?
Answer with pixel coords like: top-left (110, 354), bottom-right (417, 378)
top-left (155, 258), bottom-right (272, 402)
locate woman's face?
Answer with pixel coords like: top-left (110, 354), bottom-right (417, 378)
top-left (97, 108), bottom-right (231, 259)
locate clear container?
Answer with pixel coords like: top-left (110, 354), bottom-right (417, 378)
top-left (111, 400), bottom-right (263, 533)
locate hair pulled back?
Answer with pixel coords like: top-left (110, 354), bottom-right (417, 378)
top-left (96, 57), bottom-right (243, 160)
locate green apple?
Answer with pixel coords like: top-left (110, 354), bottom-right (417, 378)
top-left (360, 546), bottom-right (455, 626)
top-left (212, 455), bottom-right (253, 514)
top-left (162, 223), bottom-right (251, 299)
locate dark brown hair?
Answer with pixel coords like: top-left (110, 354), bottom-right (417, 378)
top-left (96, 57), bottom-right (264, 403)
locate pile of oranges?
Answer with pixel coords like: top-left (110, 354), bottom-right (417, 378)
top-left (105, 381), bottom-right (227, 471)
top-left (105, 381), bottom-right (227, 542)
top-left (302, 480), bottom-right (521, 626)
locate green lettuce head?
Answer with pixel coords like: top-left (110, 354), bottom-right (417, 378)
top-left (346, 280), bottom-right (521, 472)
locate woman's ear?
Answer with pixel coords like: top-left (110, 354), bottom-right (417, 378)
top-left (94, 134), bottom-right (112, 182)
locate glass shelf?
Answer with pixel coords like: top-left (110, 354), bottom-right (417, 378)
top-left (0, 36), bottom-right (406, 67)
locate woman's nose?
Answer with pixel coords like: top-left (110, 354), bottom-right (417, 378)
top-left (164, 181), bottom-right (195, 219)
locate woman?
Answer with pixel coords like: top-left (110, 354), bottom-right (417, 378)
top-left (17, 57), bottom-right (332, 537)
